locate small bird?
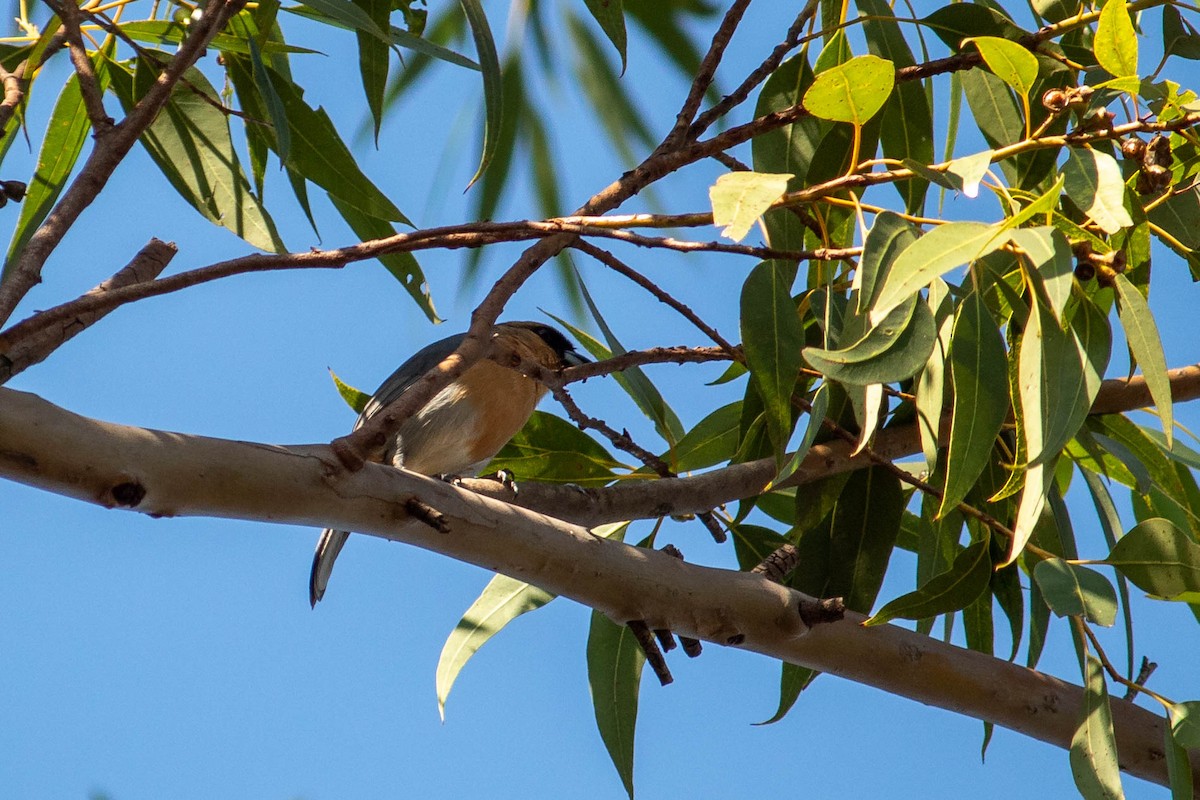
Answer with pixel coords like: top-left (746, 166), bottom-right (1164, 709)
top-left (309, 321), bottom-right (588, 606)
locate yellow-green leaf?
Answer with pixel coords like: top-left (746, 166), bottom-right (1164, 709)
top-left (802, 54), bottom-right (896, 125)
top-left (709, 171), bottom-right (793, 242)
top-left (1062, 148), bottom-right (1133, 234)
top-left (1096, 0), bottom-right (1138, 78)
top-left (967, 36), bottom-right (1038, 98)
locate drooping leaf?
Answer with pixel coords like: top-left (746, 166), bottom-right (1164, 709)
top-left (1008, 226), bottom-right (1072, 323)
top-left (108, 61), bottom-right (285, 253)
top-left (265, 68), bottom-right (410, 222)
top-left (858, 0), bottom-right (932, 213)
top-left (668, 402), bottom-right (742, 473)
top-left (458, 0), bottom-right (503, 188)
top-left (1169, 701), bottom-right (1200, 749)
top-left (350, 0), bottom-right (390, 142)
top-left (327, 194), bottom-right (437, 320)
top-left (583, 0), bottom-right (627, 73)
top-left (1070, 653), bottom-right (1125, 800)
top-left (741, 261), bottom-right (803, 453)
top-left (1112, 273), bottom-right (1173, 448)
top-left (1095, 0), bottom-right (1138, 78)
top-left (246, 37), bottom-right (291, 164)
top-left (588, 608), bottom-right (643, 799)
top-left (1033, 558), bottom-right (1118, 626)
top-left (120, 19), bottom-right (319, 54)
top-left (940, 289), bottom-right (1008, 516)
top-left (1166, 710), bottom-right (1196, 800)
top-left (802, 54), bottom-right (895, 125)
top-left (968, 36), bottom-right (1038, 98)
top-left (869, 222), bottom-right (1010, 325)
top-left (804, 294), bottom-right (937, 385)
top-left (772, 383), bottom-right (830, 487)
top-left (1105, 518), bottom-right (1200, 599)
top-left (866, 538), bottom-right (991, 625)
top-left (565, 281), bottom-right (685, 446)
top-left (709, 172), bottom-right (793, 242)
top-left (857, 210), bottom-right (920, 313)
top-left (437, 573), bottom-right (556, 719)
top-left (1062, 148), bottom-right (1133, 235)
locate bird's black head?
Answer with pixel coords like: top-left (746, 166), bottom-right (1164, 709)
top-left (505, 321), bottom-right (589, 367)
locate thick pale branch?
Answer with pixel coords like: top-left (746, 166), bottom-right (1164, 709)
top-left (0, 386), bottom-right (1192, 790)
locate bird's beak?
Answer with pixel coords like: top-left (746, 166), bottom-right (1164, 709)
top-left (563, 349), bottom-right (589, 368)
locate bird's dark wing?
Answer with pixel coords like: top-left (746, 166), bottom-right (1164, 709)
top-left (356, 332), bottom-right (467, 426)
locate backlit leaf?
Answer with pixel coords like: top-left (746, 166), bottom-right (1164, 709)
top-left (489, 411), bottom-right (623, 486)
top-left (1062, 147), bottom-right (1133, 234)
top-left (1095, 0), bottom-right (1137, 78)
top-left (968, 36), bottom-right (1038, 97)
top-left (866, 538), bottom-right (991, 626)
top-left (588, 608), bottom-right (643, 799)
top-left (710, 171), bottom-right (793, 242)
top-left (1070, 653), bottom-right (1125, 800)
top-left (584, 0), bottom-right (627, 72)
top-left (802, 54), bottom-right (895, 125)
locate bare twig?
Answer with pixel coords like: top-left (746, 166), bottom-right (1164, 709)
top-left (664, 0), bottom-right (753, 147)
top-left (627, 619), bottom-right (674, 686)
top-left (49, 0), bottom-right (113, 133)
top-left (571, 240), bottom-right (738, 354)
top-left (1124, 657), bottom-right (1159, 702)
top-left (0, 238), bottom-right (176, 381)
top-left (0, 0), bottom-right (245, 328)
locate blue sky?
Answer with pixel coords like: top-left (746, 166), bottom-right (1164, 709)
top-left (1, 2), bottom-right (1198, 798)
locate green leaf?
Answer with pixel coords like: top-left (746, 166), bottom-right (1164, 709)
top-left (119, 19), bottom-right (319, 54)
top-left (436, 573), bottom-right (556, 719)
top-left (351, 0), bottom-right (390, 142)
top-left (1070, 653), bottom-right (1125, 800)
top-left (939, 290), bottom-right (1008, 516)
top-left (866, 538), bottom-right (991, 625)
top-left (772, 383), bottom-right (830, 487)
top-left (588, 609), bottom-right (643, 799)
top-left (266, 68), bottom-right (409, 222)
top-left (6, 61), bottom-right (106, 268)
top-left (1033, 558), bottom-right (1117, 626)
top-left (669, 402), bottom-right (742, 472)
top-left (583, 0), bottom-right (627, 73)
top-left (802, 54), bottom-right (895, 125)
top-left (328, 195), bottom-right (437, 322)
top-left (1062, 147), bottom-right (1133, 234)
top-left (792, 466), bottom-right (904, 614)
top-left (1112, 273), bottom-right (1173, 449)
top-left (1163, 5), bottom-right (1200, 62)
top-left (458, 0), bottom-right (503, 188)
top-left (328, 369), bottom-right (369, 413)
top-left (1002, 175), bottom-right (1066, 233)
top-left (109, 62), bottom-right (285, 253)
top-left (1095, 0), bottom-right (1137, 78)
top-left (757, 663), bottom-right (818, 726)
top-left (488, 411), bottom-right (623, 486)
top-left (869, 221), bottom-right (1010, 325)
top-left (968, 36), bottom-right (1038, 98)
top-left (903, 150), bottom-right (993, 198)
top-left (1169, 701), bottom-right (1200, 749)
top-left (741, 261), bottom-right (803, 453)
top-left (857, 210), bottom-right (920, 313)
top-left (922, 4), bottom-right (1025, 51)
top-left (246, 37), bottom-right (291, 163)
top-left (293, 0), bottom-right (388, 39)
top-left (1008, 225), bottom-right (1072, 322)
top-left (858, 0), bottom-right (932, 213)
top-left (1149, 185), bottom-right (1200, 251)
top-left (1166, 710), bottom-right (1196, 800)
top-left (710, 171), bottom-right (793, 242)
top-left (1105, 518), bottom-right (1200, 599)
top-left (804, 295), bottom-right (937, 384)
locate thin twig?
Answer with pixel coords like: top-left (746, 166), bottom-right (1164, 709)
top-left (0, 238), bottom-right (176, 381)
top-left (0, 0), bottom-right (246, 328)
top-left (1075, 618), bottom-right (1173, 709)
top-left (49, 0), bottom-right (113, 133)
top-left (687, 0), bottom-right (820, 139)
top-left (1124, 657), bottom-right (1159, 702)
top-left (571, 240), bottom-right (738, 354)
top-left (663, 0), bottom-right (753, 148)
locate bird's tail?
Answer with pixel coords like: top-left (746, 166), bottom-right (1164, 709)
top-left (309, 528), bottom-right (350, 607)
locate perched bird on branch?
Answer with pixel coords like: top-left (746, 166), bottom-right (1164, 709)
top-left (309, 321), bottom-right (588, 606)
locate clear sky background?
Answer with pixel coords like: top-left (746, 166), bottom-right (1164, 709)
top-left (1, 1), bottom-right (1198, 798)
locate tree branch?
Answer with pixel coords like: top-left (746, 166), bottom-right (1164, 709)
top-left (0, 385), bottom-right (1192, 790)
